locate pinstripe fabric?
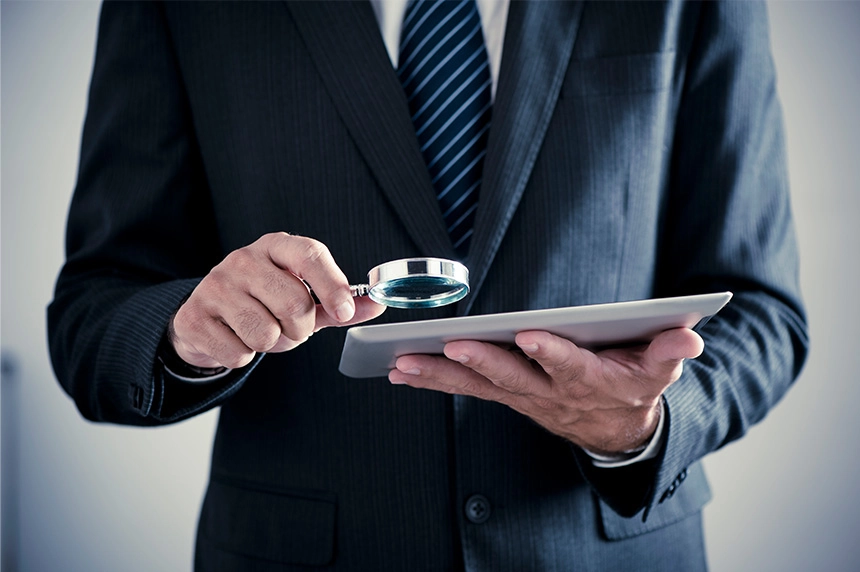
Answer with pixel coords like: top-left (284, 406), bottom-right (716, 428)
top-left (49, 2), bottom-right (807, 570)
top-left (398, 0), bottom-right (492, 256)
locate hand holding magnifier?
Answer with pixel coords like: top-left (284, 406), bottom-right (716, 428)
top-left (344, 257), bottom-right (469, 309)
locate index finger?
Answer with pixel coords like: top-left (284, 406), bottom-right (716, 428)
top-left (513, 330), bottom-right (595, 380)
top-left (263, 233), bottom-right (355, 323)
top-left (443, 339), bottom-right (551, 397)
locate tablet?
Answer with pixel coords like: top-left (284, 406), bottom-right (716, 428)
top-left (338, 292), bottom-right (732, 378)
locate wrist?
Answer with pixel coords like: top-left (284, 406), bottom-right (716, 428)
top-left (158, 331), bottom-right (228, 380)
top-left (583, 398), bottom-right (666, 468)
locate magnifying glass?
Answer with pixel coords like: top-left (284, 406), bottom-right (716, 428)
top-left (347, 257), bottom-right (469, 309)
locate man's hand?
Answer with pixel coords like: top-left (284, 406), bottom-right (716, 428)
top-left (388, 328), bottom-right (704, 455)
top-left (170, 233), bottom-right (386, 369)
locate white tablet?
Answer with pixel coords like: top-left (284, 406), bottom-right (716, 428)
top-left (338, 292), bottom-right (732, 378)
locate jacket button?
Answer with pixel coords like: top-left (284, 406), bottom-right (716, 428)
top-left (464, 494), bottom-right (491, 524)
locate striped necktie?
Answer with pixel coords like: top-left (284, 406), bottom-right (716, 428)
top-left (398, 0), bottom-right (492, 256)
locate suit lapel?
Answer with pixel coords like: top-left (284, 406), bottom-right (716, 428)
top-left (284, 1), bottom-right (456, 259)
top-left (285, 1), bottom-right (584, 309)
top-left (461, 1), bottom-right (584, 314)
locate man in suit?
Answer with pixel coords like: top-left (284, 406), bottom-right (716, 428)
top-left (49, 1), bottom-right (808, 570)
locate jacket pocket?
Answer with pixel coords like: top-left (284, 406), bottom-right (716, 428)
top-left (599, 462), bottom-right (712, 540)
top-left (199, 475), bottom-right (337, 566)
top-left (562, 51), bottom-right (675, 98)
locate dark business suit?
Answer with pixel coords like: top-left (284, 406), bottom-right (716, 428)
top-left (49, 1), bottom-right (807, 570)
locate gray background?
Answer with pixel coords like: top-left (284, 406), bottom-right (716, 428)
top-left (1, 2), bottom-right (858, 570)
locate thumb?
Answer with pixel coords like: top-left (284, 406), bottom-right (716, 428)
top-left (314, 296), bottom-right (386, 331)
top-left (643, 328), bottom-right (704, 381)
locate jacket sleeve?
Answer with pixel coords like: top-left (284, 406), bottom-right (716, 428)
top-left (47, 1), bottom-right (258, 426)
top-left (576, 1), bottom-right (809, 519)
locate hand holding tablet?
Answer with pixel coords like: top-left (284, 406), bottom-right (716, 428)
top-left (373, 292), bottom-right (731, 457)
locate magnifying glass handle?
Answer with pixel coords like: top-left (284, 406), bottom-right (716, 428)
top-left (350, 284), bottom-right (370, 297)
top-left (308, 283), bottom-right (368, 304)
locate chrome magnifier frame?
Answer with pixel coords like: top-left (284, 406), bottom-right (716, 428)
top-left (350, 257), bottom-right (469, 309)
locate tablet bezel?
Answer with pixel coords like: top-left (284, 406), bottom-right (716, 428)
top-left (338, 292), bottom-right (732, 378)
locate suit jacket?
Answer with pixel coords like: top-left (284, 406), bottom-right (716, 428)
top-left (49, 1), bottom-right (808, 570)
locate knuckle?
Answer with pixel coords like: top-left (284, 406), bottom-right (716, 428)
top-left (198, 277), bottom-right (230, 306)
top-left (234, 309), bottom-right (280, 352)
top-left (543, 358), bottom-right (578, 380)
top-left (173, 302), bottom-right (209, 340)
top-left (260, 231), bottom-right (289, 249)
top-left (220, 350), bottom-right (255, 370)
top-left (204, 337), bottom-right (240, 368)
top-left (451, 378), bottom-right (482, 397)
top-left (279, 292), bottom-right (315, 319)
top-left (205, 333), bottom-right (255, 369)
top-left (222, 247), bottom-right (257, 276)
top-left (295, 238), bottom-right (330, 268)
top-left (455, 375), bottom-right (480, 394)
top-left (493, 369), bottom-right (529, 395)
top-left (276, 296), bottom-right (316, 341)
top-left (281, 321), bottom-right (314, 344)
top-left (262, 269), bottom-right (295, 296)
top-left (428, 381), bottom-right (458, 395)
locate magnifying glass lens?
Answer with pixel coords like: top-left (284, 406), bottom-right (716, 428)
top-left (361, 257), bottom-right (469, 309)
top-left (369, 275), bottom-right (469, 308)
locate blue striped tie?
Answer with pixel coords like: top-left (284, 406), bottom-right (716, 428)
top-left (398, 0), bottom-right (492, 256)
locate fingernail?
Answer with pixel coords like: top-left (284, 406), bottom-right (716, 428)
top-left (336, 301), bottom-right (355, 322)
top-left (450, 354), bottom-right (469, 364)
top-left (398, 367), bottom-right (421, 375)
top-left (520, 343), bottom-right (539, 354)
top-left (390, 378), bottom-right (408, 385)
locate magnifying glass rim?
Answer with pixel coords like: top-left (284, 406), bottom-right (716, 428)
top-left (365, 257), bottom-right (470, 308)
top-left (368, 257), bottom-right (469, 287)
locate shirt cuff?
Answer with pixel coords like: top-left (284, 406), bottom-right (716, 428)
top-left (583, 398), bottom-right (666, 469)
top-left (157, 336), bottom-right (233, 383)
top-left (160, 359), bottom-right (233, 383)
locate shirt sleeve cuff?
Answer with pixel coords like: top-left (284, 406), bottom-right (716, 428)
top-left (157, 335), bottom-right (234, 384)
top-left (160, 359), bottom-right (234, 383)
top-left (582, 398), bottom-right (666, 469)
